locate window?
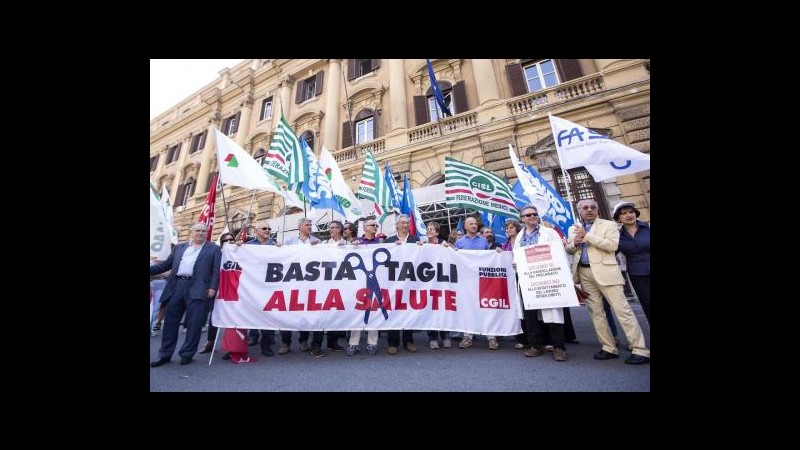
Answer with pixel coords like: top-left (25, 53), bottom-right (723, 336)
top-left (295, 72), bottom-right (324, 103)
top-left (428, 89), bottom-right (454, 122)
top-left (253, 148), bottom-right (266, 166)
top-left (150, 155), bottom-right (159, 172)
top-left (189, 130), bottom-right (207, 153)
top-left (259, 97), bottom-right (273, 121)
top-left (177, 177), bottom-right (195, 207)
top-left (298, 131), bottom-right (314, 152)
top-left (355, 116), bottom-right (373, 144)
top-left (524, 59), bottom-right (559, 93)
top-left (166, 143), bottom-right (181, 164)
top-left (347, 59), bottom-right (380, 80)
top-left (553, 168), bottom-right (610, 219)
top-left (222, 112), bottom-right (240, 136)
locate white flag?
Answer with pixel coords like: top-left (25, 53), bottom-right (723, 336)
top-left (319, 147), bottom-right (363, 222)
top-left (150, 182), bottom-right (171, 261)
top-left (215, 129), bottom-right (282, 191)
top-left (549, 114), bottom-right (650, 182)
top-left (508, 144), bottom-right (549, 215)
top-left (160, 185), bottom-right (179, 245)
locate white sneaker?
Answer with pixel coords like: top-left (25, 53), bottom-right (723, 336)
top-left (430, 341), bottom-right (440, 349)
top-left (442, 339), bottom-right (452, 348)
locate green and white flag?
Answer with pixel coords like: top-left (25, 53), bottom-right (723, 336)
top-left (264, 116), bottom-right (309, 186)
top-left (444, 156), bottom-right (519, 218)
top-left (357, 150), bottom-right (394, 221)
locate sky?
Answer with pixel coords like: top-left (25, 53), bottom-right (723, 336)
top-left (150, 59), bottom-right (245, 120)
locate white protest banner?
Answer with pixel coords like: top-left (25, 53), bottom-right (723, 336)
top-left (513, 239), bottom-right (580, 309)
top-left (212, 244), bottom-right (522, 336)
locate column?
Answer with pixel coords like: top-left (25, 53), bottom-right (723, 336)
top-left (389, 59), bottom-right (408, 131)
top-left (235, 94), bottom-right (254, 148)
top-left (323, 59), bottom-right (342, 150)
top-left (195, 114), bottom-right (221, 194)
top-left (170, 132), bottom-right (193, 201)
top-left (278, 75), bottom-right (293, 119)
top-left (471, 59), bottom-right (500, 106)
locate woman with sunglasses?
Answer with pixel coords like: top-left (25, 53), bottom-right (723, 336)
top-left (199, 232), bottom-right (237, 357)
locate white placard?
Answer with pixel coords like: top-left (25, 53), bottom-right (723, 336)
top-left (513, 240), bottom-right (580, 309)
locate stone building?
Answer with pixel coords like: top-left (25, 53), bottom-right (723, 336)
top-left (149, 59), bottom-right (650, 242)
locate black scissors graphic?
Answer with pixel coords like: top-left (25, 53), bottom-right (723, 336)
top-left (344, 248), bottom-right (391, 324)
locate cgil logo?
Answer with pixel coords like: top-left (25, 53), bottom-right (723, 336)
top-left (480, 297), bottom-right (509, 309)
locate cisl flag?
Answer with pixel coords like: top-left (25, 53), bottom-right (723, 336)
top-left (549, 114), bottom-right (650, 182)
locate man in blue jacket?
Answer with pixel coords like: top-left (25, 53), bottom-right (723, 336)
top-left (150, 223), bottom-right (222, 367)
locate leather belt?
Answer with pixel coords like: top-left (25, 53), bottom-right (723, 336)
top-left (578, 263), bottom-right (591, 268)
top-left (176, 275), bottom-right (192, 280)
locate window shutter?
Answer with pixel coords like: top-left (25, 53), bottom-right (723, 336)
top-left (175, 184), bottom-right (186, 207)
top-left (372, 111), bottom-right (379, 139)
top-left (233, 111), bottom-right (241, 133)
top-left (150, 155), bottom-right (159, 171)
top-left (506, 63), bottom-right (527, 97)
top-left (342, 121), bottom-right (353, 149)
top-left (199, 130), bottom-right (207, 149)
top-left (207, 171), bottom-right (218, 193)
top-left (347, 59), bottom-right (357, 80)
top-left (413, 95), bottom-right (428, 126)
top-left (175, 142), bottom-right (182, 161)
top-left (295, 80), bottom-right (303, 103)
top-left (371, 59), bottom-right (381, 71)
top-left (315, 71), bottom-right (324, 96)
top-left (556, 59), bottom-right (583, 82)
top-left (452, 81), bottom-right (467, 114)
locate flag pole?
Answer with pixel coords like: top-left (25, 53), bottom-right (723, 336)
top-left (218, 180), bottom-right (233, 234)
top-left (243, 189), bottom-right (258, 238)
top-left (341, 64), bottom-right (357, 150)
top-left (548, 113), bottom-right (580, 226)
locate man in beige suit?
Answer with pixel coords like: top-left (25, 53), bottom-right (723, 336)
top-left (566, 199), bottom-right (650, 364)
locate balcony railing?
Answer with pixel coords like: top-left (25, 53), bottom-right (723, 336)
top-left (331, 138), bottom-right (386, 164)
top-left (407, 111), bottom-right (478, 144)
top-left (506, 73), bottom-right (605, 115)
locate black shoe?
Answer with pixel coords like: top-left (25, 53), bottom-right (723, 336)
top-left (261, 347), bottom-right (274, 357)
top-left (310, 347), bottom-right (326, 358)
top-left (221, 352), bottom-right (231, 360)
top-left (593, 350), bottom-right (620, 360)
top-left (328, 344), bottom-right (344, 352)
top-left (625, 354), bottom-right (650, 365)
top-left (179, 356), bottom-right (193, 365)
top-left (150, 357), bottom-right (170, 367)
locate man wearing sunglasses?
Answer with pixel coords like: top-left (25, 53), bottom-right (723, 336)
top-left (242, 221), bottom-right (278, 357)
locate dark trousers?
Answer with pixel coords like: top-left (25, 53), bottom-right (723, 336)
top-left (205, 298), bottom-right (217, 342)
top-left (518, 307), bottom-right (576, 345)
top-left (387, 330), bottom-right (414, 347)
top-left (281, 330), bottom-right (323, 348)
top-left (159, 279), bottom-right (208, 359)
top-left (630, 275), bottom-right (650, 325)
top-left (427, 330), bottom-right (449, 341)
top-left (523, 309), bottom-right (565, 350)
top-left (326, 331), bottom-right (345, 348)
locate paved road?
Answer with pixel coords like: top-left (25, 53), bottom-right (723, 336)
top-left (150, 301), bottom-right (650, 392)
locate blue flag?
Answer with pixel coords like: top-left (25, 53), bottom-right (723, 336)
top-left (384, 162), bottom-right (402, 212)
top-left (456, 217), bottom-right (464, 233)
top-left (480, 211), bottom-right (507, 245)
top-left (426, 59), bottom-right (451, 117)
top-left (400, 175), bottom-right (426, 240)
top-left (300, 139), bottom-right (343, 215)
top-left (515, 165), bottom-right (575, 237)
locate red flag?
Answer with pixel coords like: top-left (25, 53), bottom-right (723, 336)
top-left (238, 223), bottom-right (248, 243)
top-left (197, 173), bottom-right (220, 241)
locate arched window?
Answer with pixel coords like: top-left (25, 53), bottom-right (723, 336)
top-left (298, 131), bottom-right (314, 152)
top-left (354, 109), bottom-right (375, 144)
top-left (177, 177), bottom-right (195, 207)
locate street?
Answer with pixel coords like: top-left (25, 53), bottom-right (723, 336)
top-left (150, 301), bottom-right (650, 392)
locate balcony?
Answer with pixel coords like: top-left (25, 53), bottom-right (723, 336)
top-left (407, 111), bottom-right (478, 144)
top-left (506, 73), bottom-right (605, 115)
top-left (331, 138), bottom-right (386, 164)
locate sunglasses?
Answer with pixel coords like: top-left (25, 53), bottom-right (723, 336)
top-left (366, 224), bottom-right (377, 227)
top-left (222, 238), bottom-right (235, 242)
top-left (521, 213), bottom-right (538, 217)
top-left (260, 227), bottom-right (271, 231)
top-left (580, 205), bottom-right (598, 210)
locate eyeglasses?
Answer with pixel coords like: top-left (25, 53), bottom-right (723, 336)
top-left (366, 224), bottom-right (377, 227)
top-left (222, 238), bottom-right (235, 242)
top-left (580, 205), bottom-right (598, 211)
top-left (521, 213), bottom-right (538, 217)
top-left (260, 227), bottom-right (271, 231)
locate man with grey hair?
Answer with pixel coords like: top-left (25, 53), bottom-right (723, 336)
top-left (282, 217), bottom-right (324, 357)
top-left (150, 223), bottom-right (222, 367)
top-left (384, 214), bottom-right (419, 354)
top-left (566, 199), bottom-right (650, 365)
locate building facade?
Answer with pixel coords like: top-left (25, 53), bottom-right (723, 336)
top-left (149, 58), bottom-right (650, 242)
